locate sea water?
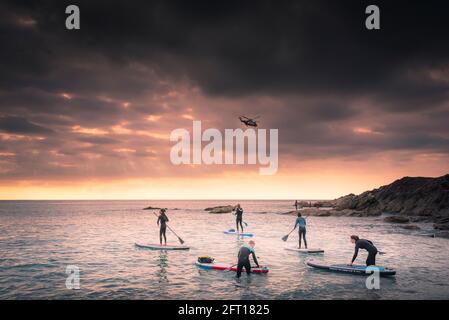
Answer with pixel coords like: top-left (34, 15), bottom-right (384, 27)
top-left (0, 200), bottom-right (448, 299)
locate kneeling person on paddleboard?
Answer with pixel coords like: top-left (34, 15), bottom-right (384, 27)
top-left (157, 209), bottom-right (169, 245)
top-left (236, 240), bottom-right (259, 278)
top-left (349, 235), bottom-right (378, 266)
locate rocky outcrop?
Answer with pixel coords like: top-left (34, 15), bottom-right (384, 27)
top-left (331, 175), bottom-right (449, 226)
top-left (143, 206), bottom-right (164, 210)
top-left (312, 201), bottom-right (335, 208)
top-left (295, 201), bottom-right (312, 207)
top-left (205, 205), bottom-right (234, 214)
top-left (294, 201), bottom-right (335, 208)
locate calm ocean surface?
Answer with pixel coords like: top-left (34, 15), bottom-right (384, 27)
top-left (0, 200), bottom-right (448, 300)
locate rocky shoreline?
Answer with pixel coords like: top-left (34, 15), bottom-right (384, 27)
top-left (143, 175), bottom-right (449, 237)
top-left (280, 174), bottom-right (449, 237)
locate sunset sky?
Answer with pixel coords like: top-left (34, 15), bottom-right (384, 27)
top-left (1, 1), bottom-right (448, 200)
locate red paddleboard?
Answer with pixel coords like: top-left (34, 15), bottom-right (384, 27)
top-left (195, 262), bottom-right (269, 273)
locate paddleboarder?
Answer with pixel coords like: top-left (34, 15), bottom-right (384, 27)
top-left (234, 204), bottom-right (244, 233)
top-left (236, 240), bottom-right (260, 278)
top-left (349, 235), bottom-right (378, 266)
top-left (293, 212), bottom-right (308, 249)
top-left (157, 209), bottom-right (169, 245)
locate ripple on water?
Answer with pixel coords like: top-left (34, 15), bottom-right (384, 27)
top-left (1, 200), bottom-right (449, 299)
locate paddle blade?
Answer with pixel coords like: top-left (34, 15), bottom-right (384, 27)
top-left (178, 237), bottom-right (185, 245)
top-left (243, 222), bottom-right (248, 227)
top-left (281, 234), bottom-right (289, 242)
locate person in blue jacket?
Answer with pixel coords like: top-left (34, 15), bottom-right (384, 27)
top-left (293, 212), bottom-right (307, 249)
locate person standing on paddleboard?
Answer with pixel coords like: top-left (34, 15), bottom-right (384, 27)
top-left (234, 204), bottom-right (244, 233)
top-left (293, 212), bottom-right (307, 249)
top-left (236, 240), bottom-right (260, 278)
top-left (349, 235), bottom-right (378, 266)
top-left (157, 209), bottom-right (169, 245)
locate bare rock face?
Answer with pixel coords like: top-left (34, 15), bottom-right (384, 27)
top-left (205, 205), bottom-right (234, 214)
top-left (332, 175), bottom-right (449, 228)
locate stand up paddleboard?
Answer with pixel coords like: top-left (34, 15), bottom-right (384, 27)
top-left (306, 260), bottom-right (396, 276)
top-left (285, 247), bottom-right (324, 254)
top-left (195, 262), bottom-right (269, 274)
top-left (135, 243), bottom-right (190, 250)
top-left (224, 229), bottom-right (254, 237)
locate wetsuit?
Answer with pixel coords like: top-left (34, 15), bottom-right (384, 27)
top-left (294, 217), bottom-right (307, 249)
top-left (157, 214), bottom-right (169, 244)
top-left (352, 239), bottom-right (378, 266)
top-left (236, 244), bottom-right (259, 278)
top-left (235, 207), bottom-right (244, 232)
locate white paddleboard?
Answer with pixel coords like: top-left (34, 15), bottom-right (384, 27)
top-left (285, 247), bottom-right (324, 254)
top-left (135, 243), bottom-right (190, 250)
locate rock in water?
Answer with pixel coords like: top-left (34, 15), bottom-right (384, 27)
top-left (384, 216), bottom-right (410, 224)
top-left (205, 205), bottom-right (234, 214)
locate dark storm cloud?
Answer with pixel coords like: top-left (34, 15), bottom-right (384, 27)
top-left (0, 0), bottom-right (448, 180)
top-left (76, 136), bottom-right (119, 145)
top-left (2, 0), bottom-right (449, 100)
top-left (0, 116), bottom-right (54, 135)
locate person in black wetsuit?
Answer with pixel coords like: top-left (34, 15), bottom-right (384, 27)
top-left (349, 235), bottom-right (378, 266)
top-left (236, 240), bottom-right (260, 278)
top-left (157, 209), bottom-right (169, 245)
top-left (234, 204), bottom-right (244, 233)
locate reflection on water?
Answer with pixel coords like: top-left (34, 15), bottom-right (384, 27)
top-left (0, 200), bottom-right (448, 300)
top-left (156, 251), bottom-right (169, 284)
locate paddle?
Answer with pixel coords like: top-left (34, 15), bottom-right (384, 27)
top-left (225, 264), bottom-right (237, 272)
top-left (152, 212), bottom-right (185, 245)
top-left (282, 228), bottom-right (295, 242)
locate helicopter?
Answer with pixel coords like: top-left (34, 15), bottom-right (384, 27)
top-left (239, 115), bottom-right (260, 128)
